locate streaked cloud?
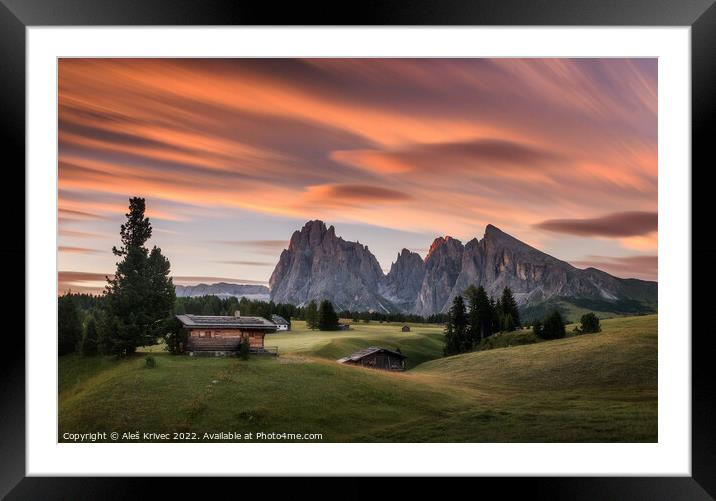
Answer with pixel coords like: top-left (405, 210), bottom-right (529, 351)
top-left (298, 183), bottom-right (412, 210)
top-left (172, 276), bottom-right (268, 285)
top-left (535, 211), bottom-right (657, 238)
top-left (58, 270), bottom-right (112, 295)
top-left (571, 254), bottom-right (657, 281)
top-left (332, 139), bottom-right (567, 175)
top-left (211, 240), bottom-right (289, 252)
top-left (58, 208), bottom-right (106, 220)
top-left (59, 246), bottom-right (104, 255)
top-left (58, 58), bottom-right (657, 283)
top-left (59, 229), bottom-right (106, 238)
top-left (216, 260), bottom-right (275, 267)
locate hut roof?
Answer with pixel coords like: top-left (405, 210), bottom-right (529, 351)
top-left (176, 314), bottom-right (276, 330)
top-left (337, 346), bottom-right (406, 363)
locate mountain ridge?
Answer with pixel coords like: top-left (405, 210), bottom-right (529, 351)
top-left (175, 282), bottom-right (270, 300)
top-left (268, 220), bottom-right (657, 316)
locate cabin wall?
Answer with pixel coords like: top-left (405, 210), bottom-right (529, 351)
top-left (187, 329), bottom-right (266, 351)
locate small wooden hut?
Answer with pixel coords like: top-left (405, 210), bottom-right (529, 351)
top-left (337, 346), bottom-right (406, 371)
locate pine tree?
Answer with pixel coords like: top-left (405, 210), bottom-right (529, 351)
top-left (494, 298), bottom-right (504, 332)
top-left (503, 313), bottom-right (515, 333)
top-left (318, 300), bottom-right (340, 331)
top-left (465, 285), bottom-right (482, 346)
top-left (95, 308), bottom-right (112, 355)
top-left (465, 285), bottom-right (495, 340)
top-left (540, 310), bottom-right (566, 339)
top-left (444, 295), bottom-right (469, 355)
top-left (58, 294), bottom-right (82, 355)
top-left (469, 288), bottom-right (494, 339)
top-left (80, 315), bottom-right (99, 356)
top-left (305, 300), bottom-right (318, 329)
top-left (500, 287), bottom-right (521, 330)
top-left (103, 197), bottom-right (176, 355)
top-left (443, 317), bottom-right (459, 356)
top-left (532, 320), bottom-right (543, 338)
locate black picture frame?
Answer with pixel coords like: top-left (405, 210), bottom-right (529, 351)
top-left (2, 0), bottom-right (714, 498)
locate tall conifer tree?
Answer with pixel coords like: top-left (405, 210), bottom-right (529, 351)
top-left (103, 198), bottom-right (176, 355)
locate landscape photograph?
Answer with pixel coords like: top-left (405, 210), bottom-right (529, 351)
top-left (57, 58), bottom-right (657, 443)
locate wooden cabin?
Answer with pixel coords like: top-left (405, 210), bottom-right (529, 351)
top-left (176, 312), bottom-right (278, 356)
top-left (337, 346), bottom-right (406, 371)
top-left (401, 325), bottom-right (411, 332)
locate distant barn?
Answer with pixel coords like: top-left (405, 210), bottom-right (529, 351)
top-left (401, 325), bottom-right (411, 332)
top-left (337, 346), bottom-right (406, 371)
top-left (271, 314), bottom-right (290, 331)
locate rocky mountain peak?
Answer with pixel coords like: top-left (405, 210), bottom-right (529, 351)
top-left (383, 248), bottom-right (426, 311)
top-left (397, 248), bottom-right (414, 259)
top-left (392, 248), bottom-right (424, 269)
top-left (270, 220), bottom-right (387, 311)
top-left (288, 219), bottom-right (343, 251)
top-left (270, 220), bottom-right (657, 317)
top-left (426, 236), bottom-right (462, 262)
top-left (483, 223), bottom-right (512, 242)
top-left (414, 236), bottom-right (465, 315)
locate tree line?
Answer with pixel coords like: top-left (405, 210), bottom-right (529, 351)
top-left (442, 284), bottom-right (604, 356)
top-left (301, 299), bottom-right (340, 331)
top-left (175, 295), bottom-right (298, 325)
top-left (443, 285), bottom-right (522, 356)
top-left (338, 310), bottom-right (447, 324)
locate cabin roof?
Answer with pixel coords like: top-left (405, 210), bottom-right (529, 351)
top-left (271, 314), bottom-right (289, 325)
top-left (337, 346), bottom-right (406, 363)
top-left (176, 314), bottom-right (277, 330)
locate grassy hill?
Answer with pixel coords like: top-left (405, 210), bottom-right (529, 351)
top-left (267, 321), bottom-right (445, 368)
top-left (520, 297), bottom-right (657, 323)
top-left (59, 315), bottom-right (657, 442)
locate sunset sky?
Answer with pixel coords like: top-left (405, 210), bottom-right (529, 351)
top-left (58, 58), bottom-right (657, 294)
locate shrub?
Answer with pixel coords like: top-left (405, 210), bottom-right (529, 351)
top-left (532, 320), bottom-right (543, 338)
top-left (539, 311), bottom-right (566, 340)
top-left (145, 356), bottom-right (157, 368)
top-left (580, 312), bottom-right (602, 333)
top-left (239, 337), bottom-right (250, 360)
top-left (475, 330), bottom-right (540, 352)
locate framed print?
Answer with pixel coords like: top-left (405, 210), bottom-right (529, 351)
top-left (3, 0), bottom-right (715, 498)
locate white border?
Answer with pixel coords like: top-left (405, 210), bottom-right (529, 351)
top-left (27, 27), bottom-right (691, 476)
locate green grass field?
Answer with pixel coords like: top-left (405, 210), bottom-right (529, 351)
top-left (58, 315), bottom-right (657, 442)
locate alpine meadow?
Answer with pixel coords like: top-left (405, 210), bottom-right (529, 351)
top-left (58, 58), bottom-right (658, 443)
